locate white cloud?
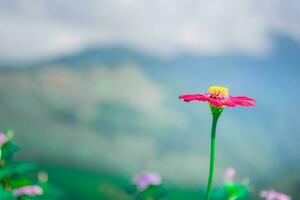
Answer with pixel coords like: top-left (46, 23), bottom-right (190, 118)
top-left (0, 0), bottom-right (299, 60)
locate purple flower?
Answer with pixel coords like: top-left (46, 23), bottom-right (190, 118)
top-left (260, 190), bottom-right (291, 200)
top-left (0, 132), bottom-right (7, 146)
top-left (223, 167), bottom-right (236, 182)
top-left (13, 185), bottom-right (43, 197)
top-left (132, 171), bottom-right (161, 191)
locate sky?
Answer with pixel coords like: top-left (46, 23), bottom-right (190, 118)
top-left (0, 0), bottom-right (300, 61)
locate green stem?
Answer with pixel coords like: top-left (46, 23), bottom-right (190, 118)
top-left (204, 113), bottom-right (220, 200)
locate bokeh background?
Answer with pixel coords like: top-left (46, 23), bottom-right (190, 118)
top-left (0, 0), bottom-right (300, 199)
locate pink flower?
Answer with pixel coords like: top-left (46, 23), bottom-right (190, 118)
top-left (223, 167), bottom-right (236, 182)
top-left (260, 190), bottom-right (291, 200)
top-left (179, 86), bottom-right (255, 108)
top-left (13, 185), bottom-right (43, 197)
top-left (0, 132), bottom-right (8, 146)
top-left (132, 171), bottom-right (161, 191)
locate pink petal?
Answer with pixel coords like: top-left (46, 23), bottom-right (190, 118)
top-left (13, 185), bottom-right (43, 197)
top-left (179, 93), bottom-right (210, 102)
top-left (230, 96), bottom-right (254, 101)
top-left (260, 190), bottom-right (291, 200)
top-left (223, 167), bottom-right (236, 182)
top-left (221, 99), bottom-right (238, 107)
top-left (132, 171), bottom-right (161, 191)
top-left (208, 98), bottom-right (223, 107)
top-left (227, 96), bottom-right (256, 107)
top-left (0, 132), bottom-right (7, 146)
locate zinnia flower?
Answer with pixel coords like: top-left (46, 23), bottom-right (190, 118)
top-left (260, 190), bottom-right (291, 200)
top-left (223, 167), bottom-right (236, 182)
top-left (179, 86), bottom-right (255, 200)
top-left (132, 171), bottom-right (161, 191)
top-left (179, 86), bottom-right (255, 108)
top-left (13, 185), bottom-right (43, 197)
top-left (0, 132), bottom-right (7, 146)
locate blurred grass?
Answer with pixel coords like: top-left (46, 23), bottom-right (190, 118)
top-left (45, 166), bottom-right (128, 200)
top-left (44, 165), bottom-right (261, 200)
top-left (44, 165), bottom-right (206, 200)
top-left (46, 164), bottom-right (300, 200)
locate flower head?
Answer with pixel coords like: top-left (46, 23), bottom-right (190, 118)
top-left (0, 132), bottom-right (8, 147)
top-left (132, 171), bottom-right (161, 191)
top-left (179, 86), bottom-right (256, 108)
top-left (223, 167), bottom-right (236, 182)
top-left (260, 190), bottom-right (291, 200)
top-left (13, 185), bottom-right (43, 197)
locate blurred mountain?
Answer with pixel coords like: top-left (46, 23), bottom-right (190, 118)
top-left (49, 46), bottom-right (161, 68)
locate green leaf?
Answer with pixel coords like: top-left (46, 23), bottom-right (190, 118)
top-left (0, 186), bottom-right (16, 200)
top-left (0, 162), bottom-right (38, 180)
top-left (1, 141), bottom-right (19, 162)
top-left (224, 182), bottom-right (249, 200)
top-left (139, 185), bottom-right (168, 200)
top-left (8, 177), bottom-right (33, 188)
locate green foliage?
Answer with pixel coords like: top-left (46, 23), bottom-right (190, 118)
top-left (0, 131), bottom-right (62, 200)
top-left (44, 165), bottom-right (264, 200)
top-left (135, 185), bottom-right (168, 200)
top-left (2, 141), bottom-right (19, 163)
top-left (0, 163), bottom-right (37, 180)
top-left (223, 182), bottom-right (249, 200)
top-left (211, 182), bottom-right (249, 200)
top-left (0, 186), bottom-right (15, 200)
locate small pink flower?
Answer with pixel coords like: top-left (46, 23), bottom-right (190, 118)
top-left (260, 190), bottom-right (291, 200)
top-left (13, 185), bottom-right (43, 197)
top-left (223, 167), bottom-right (236, 182)
top-left (132, 171), bottom-right (161, 191)
top-left (0, 132), bottom-right (7, 146)
top-left (179, 86), bottom-right (255, 108)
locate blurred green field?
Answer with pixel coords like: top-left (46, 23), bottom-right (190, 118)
top-left (43, 165), bottom-right (263, 200)
top-left (46, 165), bottom-right (300, 200)
top-left (44, 165), bottom-right (202, 200)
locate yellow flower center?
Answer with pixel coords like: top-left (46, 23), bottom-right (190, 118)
top-left (208, 86), bottom-right (229, 99)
